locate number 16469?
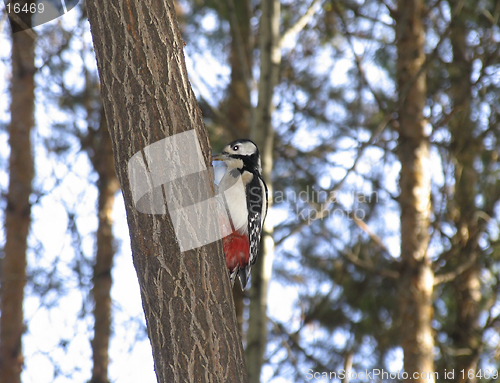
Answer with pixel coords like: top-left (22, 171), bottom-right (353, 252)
top-left (6, 2), bottom-right (45, 14)
top-left (461, 369), bottom-right (498, 379)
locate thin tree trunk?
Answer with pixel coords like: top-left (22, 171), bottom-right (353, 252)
top-left (87, 110), bottom-right (120, 383)
top-left (246, 0), bottom-right (280, 381)
top-left (448, 5), bottom-right (481, 380)
top-left (86, 1), bottom-right (248, 382)
top-left (225, 0), bottom-right (252, 141)
top-left (224, 0), bottom-right (253, 334)
top-left (396, 0), bottom-right (434, 381)
top-left (0, 5), bottom-right (36, 383)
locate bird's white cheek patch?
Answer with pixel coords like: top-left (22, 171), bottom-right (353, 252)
top-left (225, 158), bottom-right (244, 169)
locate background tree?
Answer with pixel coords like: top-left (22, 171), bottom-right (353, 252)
top-left (396, 0), bottom-right (434, 379)
top-left (85, 108), bottom-right (119, 383)
top-left (246, 0), bottom-right (280, 381)
top-left (0, 3), bottom-right (36, 383)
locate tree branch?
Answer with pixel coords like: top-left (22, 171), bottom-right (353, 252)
top-left (338, 248), bottom-right (399, 279)
top-left (279, 0), bottom-right (321, 48)
top-left (433, 255), bottom-right (478, 285)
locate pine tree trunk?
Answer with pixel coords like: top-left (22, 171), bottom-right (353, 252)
top-left (224, 0), bottom-right (253, 334)
top-left (246, 0), bottom-right (280, 381)
top-left (448, 4), bottom-right (481, 380)
top-left (88, 110), bottom-right (120, 383)
top-left (225, 0), bottom-right (252, 141)
top-left (86, 1), bottom-right (248, 382)
top-left (396, 0), bottom-right (434, 381)
top-left (0, 6), bottom-right (36, 383)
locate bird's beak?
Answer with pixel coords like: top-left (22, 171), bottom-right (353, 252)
top-left (212, 152), bottom-right (228, 162)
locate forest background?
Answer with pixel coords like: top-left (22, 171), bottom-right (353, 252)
top-left (1, 0), bottom-right (500, 382)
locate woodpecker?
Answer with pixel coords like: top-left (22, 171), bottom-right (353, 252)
top-left (213, 139), bottom-right (268, 289)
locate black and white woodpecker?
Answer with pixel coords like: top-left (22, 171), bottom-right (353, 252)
top-left (212, 139), bottom-right (268, 288)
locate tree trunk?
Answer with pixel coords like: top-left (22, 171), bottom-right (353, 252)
top-left (224, 0), bottom-right (253, 335)
top-left (448, 4), bottom-right (481, 380)
top-left (87, 110), bottom-right (120, 383)
top-left (0, 5), bottom-right (36, 383)
top-left (225, 0), bottom-right (252, 141)
top-left (246, 0), bottom-right (280, 381)
top-left (85, 1), bottom-right (248, 382)
top-left (396, 0), bottom-right (434, 381)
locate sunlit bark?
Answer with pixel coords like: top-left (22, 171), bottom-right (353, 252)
top-left (396, 0), bottom-right (434, 380)
top-left (246, 0), bottom-right (280, 381)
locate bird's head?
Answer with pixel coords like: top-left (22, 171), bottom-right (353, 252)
top-left (212, 139), bottom-right (262, 174)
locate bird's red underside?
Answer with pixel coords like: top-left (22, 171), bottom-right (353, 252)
top-left (223, 231), bottom-right (249, 271)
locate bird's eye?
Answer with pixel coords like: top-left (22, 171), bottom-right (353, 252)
top-left (233, 145), bottom-right (239, 151)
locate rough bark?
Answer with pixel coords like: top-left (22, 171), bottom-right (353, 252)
top-left (86, 1), bottom-right (248, 382)
top-left (395, 0), bottom-right (434, 381)
top-left (246, 0), bottom-right (280, 381)
top-left (448, 5), bottom-right (481, 380)
top-left (86, 110), bottom-right (120, 383)
top-left (0, 5), bottom-right (36, 383)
